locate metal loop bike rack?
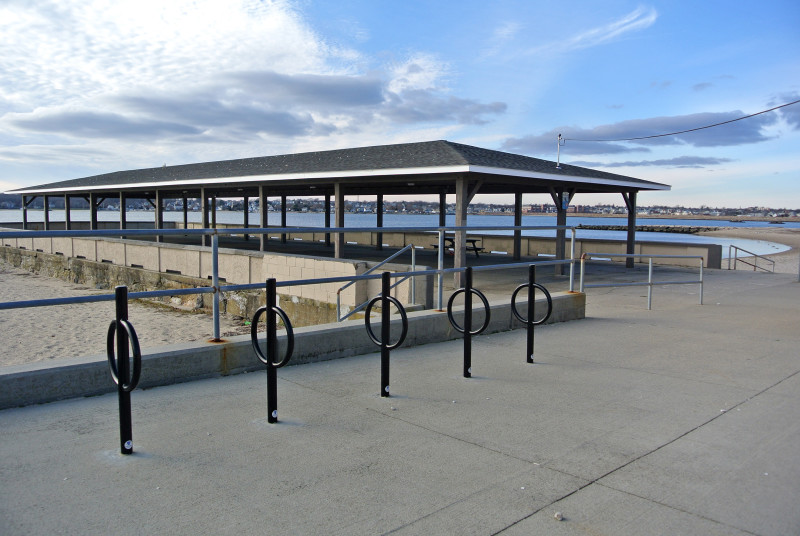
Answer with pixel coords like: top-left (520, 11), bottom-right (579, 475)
top-left (365, 295), bottom-right (409, 350)
top-left (510, 265), bottom-right (552, 364)
top-left (250, 278), bottom-right (295, 423)
top-left (364, 272), bottom-right (409, 397)
top-left (511, 284), bottom-right (553, 326)
top-left (106, 286), bottom-right (142, 455)
top-left (251, 305), bottom-right (294, 368)
top-left (106, 319), bottom-right (142, 392)
top-left (446, 288), bottom-right (491, 335)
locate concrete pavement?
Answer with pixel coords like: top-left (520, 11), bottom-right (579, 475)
top-left (1, 266), bottom-right (798, 535)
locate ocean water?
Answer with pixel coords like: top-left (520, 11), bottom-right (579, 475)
top-left (1, 209), bottom-right (794, 257)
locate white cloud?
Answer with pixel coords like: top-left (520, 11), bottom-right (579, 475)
top-left (525, 5), bottom-right (657, 56)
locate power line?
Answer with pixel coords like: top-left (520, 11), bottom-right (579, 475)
top-left (562, 98), bottom-right (800, 143)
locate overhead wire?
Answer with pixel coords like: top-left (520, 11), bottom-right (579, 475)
top-left (561, 98), bottom-right (800, 143)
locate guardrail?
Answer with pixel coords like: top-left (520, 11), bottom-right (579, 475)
top-left (579, 252), bottom-right (704, 310)
top-left (728, 244), bottom-right (775, 273)
top-left (336, 243), bottom-right (417, 322)
top-left (1, 224), bottom-right (578, 336)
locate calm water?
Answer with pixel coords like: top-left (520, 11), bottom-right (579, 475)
top-left (2, 209), bottom-right (794, 257)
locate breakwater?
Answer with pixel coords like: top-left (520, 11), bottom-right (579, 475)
top-left (575, 224), bottom-right (721, 234)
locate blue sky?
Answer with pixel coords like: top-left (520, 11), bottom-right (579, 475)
top-left (1, 0), bottom-right (798, 208)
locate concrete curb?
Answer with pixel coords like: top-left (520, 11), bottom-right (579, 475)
top-left (0, 291), bottom-right (584, 409)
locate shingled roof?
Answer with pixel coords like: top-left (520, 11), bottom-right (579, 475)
top-left (8, 140), bottom-right (669, 196)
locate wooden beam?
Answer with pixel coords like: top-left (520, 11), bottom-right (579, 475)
top-left (334, 183), bottom-right (345, 258)
top-left (259, 186), bottom-right (268, 252)
top-left (622, 191), bottom-right (637, 268)
top-left (513, 192), bottom-right (522, 260)
top-left (454, 176), bottom-right (469, 287)
top-left (376, 193), bottom-right (384, 251)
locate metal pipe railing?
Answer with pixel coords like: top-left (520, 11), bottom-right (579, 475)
top-left (579, 252), bottom-right (704, 310)
top-left (336, 243), bottom-right (417, 322)
top-left (728, 245), bottom-right (775, 273)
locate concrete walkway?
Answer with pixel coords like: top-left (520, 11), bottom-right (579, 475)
top-left (1, 267), bottom-right (798, 535)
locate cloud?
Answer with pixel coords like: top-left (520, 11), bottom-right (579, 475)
top-left (10, 110), bottom-right (201, 139)
top-left (526, 5), bottom-right (657, 56)
top-left (771, 92), bottom-right (800, 130)
top-left (502, 109), bottom-right (779, 157)
top-left (693, 82), bottom-right (713, 92)
top-left (480, 21), bottom-right (522, 59)
top-left (570, 156), bottom-right (735, 168)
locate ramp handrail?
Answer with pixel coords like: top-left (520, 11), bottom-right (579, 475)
top-left (728, 245), bottom-right (775, 273)
top-left (336, 243), bottom-right (416, 322)
top-left (579, 252), bottom-right (704, 310)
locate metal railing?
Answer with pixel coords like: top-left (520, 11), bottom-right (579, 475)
top-left (728, 245), bottom-right (775, 273)
top-left (579, 252), bottom-right (704, 310)
top-left (1, 224), bottom-right (579, 334)
top-left (336, 243), bottom-right (417, 322)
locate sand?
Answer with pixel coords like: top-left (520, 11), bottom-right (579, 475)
top-left (1, 226), bottom-right (797, 367)
top-left (0, 264), bottom-right (249, 367)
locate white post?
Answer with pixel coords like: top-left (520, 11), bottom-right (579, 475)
top-left (411, 246), bottom-right (416, 305)
top-left (569, 228), bottom-right (576, 291)
top-left (699, 258), bottom-right (704, 305)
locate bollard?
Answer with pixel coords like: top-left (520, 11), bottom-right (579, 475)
top-left (106, 286), bottom-right (142, 455)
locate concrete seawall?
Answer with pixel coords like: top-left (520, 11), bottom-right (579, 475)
top-left (0, 291), bottom-right (584, 409)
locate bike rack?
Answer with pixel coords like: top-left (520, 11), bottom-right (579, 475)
top-left (106, 286), bottom-right (142, 455)
top-left (364, 272), bottom-right (408, 397)
top-left (447, 267), bottom-right (491, 378)
top-left (250, 278), bottom-right (294, 423)
top-left (511, 265), bottom-right (552, 363)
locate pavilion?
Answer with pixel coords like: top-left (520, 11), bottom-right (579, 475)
top-left (7, 140), bottom-right (670, 271)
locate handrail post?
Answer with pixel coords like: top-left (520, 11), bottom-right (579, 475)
top-left (569, 228), bottom-right (576, 291)
top-left (579, 254), bottom-right (586, 293)
top-left (699, 259), bottom-right (704, 305)
top-left (728, 245), bottom-right (732, 270)
top-left (437, 229), bottom-right (445, 310)
top-left (411, 246), bottom-right (416, 306)
top-left (211, 233), bottom-right (221, 341)
top-left (647, 257), bottom-right (653, 310)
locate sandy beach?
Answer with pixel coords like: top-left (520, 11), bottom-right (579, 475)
top-left (0, 264), bottom-right (249, 367)
top-left (1, 226), bottom-right (797, 367)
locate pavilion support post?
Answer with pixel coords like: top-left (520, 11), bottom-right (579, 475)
top-left (334, 183), bottom-right (345, 258)
top-left (89, 193), bottom-right (98, 231)
top-left (454, 177), bottom-right (469, 288)
top-left (119, 193), bottom-right (127, 238)
top-left (182, 196), bottom-right (188, 230)
top-left (324, 194), bottom-right (331, 247)
top-left (376, 193), bottom-right (384, 250)
top-left (439, 191), bottom-right (447, 227)
top-left (201, 188), bottom-right (209, 247)
top-left (243, 196), bottom-right (249, 241)
top-left (259, 186), bottom-right (268, 252)
top-left (280, 195), bottom-right (287, 244)
top-left (211, 196), bottom-right (217, 229)
top-left (43, 195), bottom-right (50, 231)
top-left (64, 195), bottom-right (71, 230)
top-left (550, 189), bottom-right (566, 276)
top-left (22, 196), bottom-right (29, 230)
top-left (623, 191), bottom-right (638, 268)
top-left (155, 190), bottom-right (163, 243)
top-left (513, 192), bottom-right (522, 260)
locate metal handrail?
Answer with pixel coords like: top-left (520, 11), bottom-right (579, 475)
top-left (579, 252), bottom-right (704, 310)
top-left (336, 243), bottom-right (417, 322)
top-left (728, 245), bottom-right (775, 273)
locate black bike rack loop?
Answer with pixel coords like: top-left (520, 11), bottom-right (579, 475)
top-left (364, 272), bottom-right (409, 397)
top-left (250, 278), bottom-right (295, 423)
top-left (510, 265), bottom-right (553, 364)
top-left (446, 267), bottom-right (491, 378)
top-left (250, 305), bottom-right (294, 367)
top-left (106, 319), bottom-right (142, 392)
top-left (106, 286), bottom-right (142, 455)
top-left (446, 288), bottom-right (491, 335)
top-left (364, 295), bottom-right (409, 350)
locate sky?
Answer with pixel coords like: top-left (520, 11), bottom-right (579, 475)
top-left (1, 0), bottom-right (799, 208)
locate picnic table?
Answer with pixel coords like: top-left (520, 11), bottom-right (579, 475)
top-left (432, 237), bottom-right (485, 257)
